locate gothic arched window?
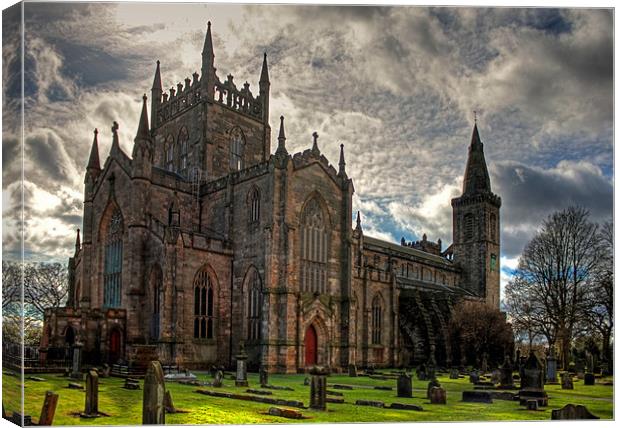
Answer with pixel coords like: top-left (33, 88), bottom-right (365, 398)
top-left (193, 268), bottom-right (216, 339)
top-left (371, 295), bottom-right (382, 345)
top-left (230, 128), bottom-right (245, 171)
top-left (490, 213), bottom-right (497, 242)
top-left (178, 127), bottom-right (189, 176)
top-left (103, 208), bottom-right (123, 308)
top-left (165, 134), bottom-right (175, 172)
top-left (249, 188), bottom-right (260, 223)
top-left (300, 197), bottom-right (329, 293)
top-left (247, 270), bottom-right (262, 341)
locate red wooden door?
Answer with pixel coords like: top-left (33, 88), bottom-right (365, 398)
top-left (305, 325), bottom-right (317, 366)
top-left (109, 329), bottom-right (121, 363)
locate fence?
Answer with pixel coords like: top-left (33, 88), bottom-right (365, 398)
top-left (2, 342), bottom-right (71, 373)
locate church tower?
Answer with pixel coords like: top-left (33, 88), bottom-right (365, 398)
top-left (451, 122), bottom-right (501, 308)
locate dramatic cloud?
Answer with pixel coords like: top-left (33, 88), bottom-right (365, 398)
top-left (2, 3), bottom-right (612, 306)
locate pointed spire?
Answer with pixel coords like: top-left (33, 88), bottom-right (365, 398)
top-left (338, 143), bottom-right (346, 176)
top-left (75, 228), bottom-right (81, 252)
top-left (355, 211), bottom-right (362, 231)
top-left (151, 60), bottom-right (162, 91)
top-left (276, 115), bottom-right (288, 156)
top-left (110, 121), bottom-right (120, 154)
top-left (202, 21), bottom-right (214, 58)
top-left (136, 94), bottom-right (150, 140)
top-left (260, 52), bottom-right (270, 85)
top-left (87, 128), bottom-right (101, 171)
top-left (312, 132), bottom-right (320, 154)
top-left (462, 122), bottom-right (491, 195)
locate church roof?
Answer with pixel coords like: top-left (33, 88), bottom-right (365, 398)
top-left (363, 236), bottom-right (455, 267)
top-left (462, 123), bottom-right (492, 195)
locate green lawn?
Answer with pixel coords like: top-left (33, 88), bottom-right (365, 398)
top-left (2, 370), bottom-right (613, 425)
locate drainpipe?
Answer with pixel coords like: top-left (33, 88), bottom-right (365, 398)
top-left (229, 258), bottom-right (234, 368)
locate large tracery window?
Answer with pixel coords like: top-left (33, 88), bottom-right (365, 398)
top-left (300, 198), bottom-right (329, 293)
top-left (178, 127), bottom-right (189, 177)
top-left (165, 134), bottom-right (175, 172)
top-left (103, 208), bottom-right (123, 308)
top-left (371, 295), bottom-right (382, 345)
top-left (247, 270), bottom-right (262, 341)
top-left (230, 128), bottom-right (244, 171)
top-left (193, 269), bottom-right (215, 339)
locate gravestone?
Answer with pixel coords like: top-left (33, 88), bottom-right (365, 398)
top-left (427, 378), bottom-right (441, 399)
top-left (546, 349), bottom-right (558, 384)
top-left (235, 342), bottom-right (249, 387)
top-left (551, 404), bottom-right (600, 420)
top-left (38, 391), bottom-right (59, 425)
top-left (561, 372), bottom-right (574, 390)
top-left (235, 341), bottom-right (248, 386)
top-left (142, 361), bottom-right (165, 425)
top-left (416, 364), bottom-right (427, 381)
top-left (268, 407), bottom-right (303, 419)
top-left (259, 367), bottom-right (268, 387)
top-left (526, 399), bottom-right (539, 411)
top-left (70, 343), bottom-right (83, 379)
top-left (427, 352), bottom-right (437, 381)
top-left (348, 364), bottom-right (358, 377)
top-left (429, 386), bottom-right (446, 404)
top-left (396, 373), bottom-right (412, 398)
top-left (462, 390), bottom-right (492, 403)
top-left (303, 377), bottom-right (310, 386)
top-left (469, 371), bottom-right (479, 384)
top-left (490, 370), bottom-right (501, 384)
top-left (309, 366), bottom-right (328, 411)
top-left (518, 351), bottom-right (548, 407)
top-left (499, 355), bottom-right (515, 389)
top-left (164, 390), bottom-right (176, 413)
top-left (213, 370), bottom-right (223, 387)
top-left (575, 359), bottom-right (585, 378)
top-left (82, 369), bottom-right (99, 417)
top-left (481, 353), bottom-right (488, 374)
top-left (449, 368), bottom-right (459, 379)
top-left (584, 373), bottom-right (595, 386)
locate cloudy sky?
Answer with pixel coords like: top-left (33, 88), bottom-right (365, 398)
top-left (2, 3), bottom-right (613, 297)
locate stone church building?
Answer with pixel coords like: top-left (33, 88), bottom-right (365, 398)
top-left (42, 23), bottom-right (501, 373)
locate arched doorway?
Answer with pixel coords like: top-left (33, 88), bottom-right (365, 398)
top-left (64, 326), bottom-right (75, 346)
top-left (305, 325), bottom-right (318, 366)
top-left (109, 329), bottom-right (122, 364)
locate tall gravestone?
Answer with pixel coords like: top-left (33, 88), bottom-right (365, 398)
top-left (397, 373), bottom-right (412, 398)
top-left (309, 366), bottom-right (328, 411)
top-left (481, 353), bottom-right (488, 374)
top-left (348, 364), bottom-right (358, 377)
top-left (499, 355), bottom-right (515, 389)
top-left (235, 342), bottom-right (249, 387)
top-left (519, 352), bottom-right (548, 407)
top-left (38, 391), bottom-right (59, 425)
top-left (70, 343), bottom-right (83, 379)
top-left (546, 349), bottom-right (558, 384)
top-left (259, 366), bottom-right (268, 387)
top-left (213, 370), bottom-right (223, 387)
top-left (561, 372), bottom-right (574, 390)
top-left (142, 361), bottom-right (165, 425)
top-left (82, 369), bottom-right (99, 417)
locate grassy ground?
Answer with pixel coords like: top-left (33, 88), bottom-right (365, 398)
top-left (2, 369), bottom-right (613, 425)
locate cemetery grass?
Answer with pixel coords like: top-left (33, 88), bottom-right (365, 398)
top-left (3, 371), bottom-right (613, 424)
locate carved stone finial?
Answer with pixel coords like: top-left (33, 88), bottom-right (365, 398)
top-left (94, 128), bottom-right (98, 136)
top-left (112, 121), bottom-right (119, 133)
top-left (356, 211), bottom-right (361, 230)
top-left (312, 132), bottom-right (319, 153)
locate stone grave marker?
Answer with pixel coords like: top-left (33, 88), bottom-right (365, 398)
top-left (490, 370), bottom-right (501, 384)
top-left (259, 367), bottom-right (268, 387)
top-left (142, 361), bottom-right (165, 425)
top-left (101, 363), bottom-right (110, 378)
top-left (81, 369), bottom-right (99, 417)
top-left (164, 390), bottom-right (176, 413)
top-left (462, 390), bottom-right (492, 403)
top-left (38, 391), bottom-right (59, 426)
top-left (213, 370), bottom-right (224, 387)
top-left (303, 377), bottom-right (310, 386)
top-left (481, 353), bottom-right (488, 374)
top-left (348, 364), bottom-right (358, 377)
top-left (397, 373), bottom-right (412, 398)
top-left (546, 349), bottom-right (558, 384)
top-left (551, 404), bottom-right (600, 420)
top-left (498, 355), bottom-right (515, 389)
top-left (526, 399), bottom-right (539, 411)
top-left (309, 366), bottom-right (328, 411)
top-left (518, 351), bottom-right (548, 407)
top-left (449, 368), bottom-right (459, 379)
top-left (469, 371), bottom-right (479, 384)
top-left (429, 386), bottom-right (446, 404)
top-left (390, 402), bottom-right (423, 411)
top-left (584, 373), bottom-right (595, 386)
top-left (561, 372), bottom-right (574, 390)
top-left (235, 342), bottom-right (249, 387)
top-left (416, 364), bottom-right (427, 381)
top-left (70, 343), bottom-right (83, 379)
top-left (268, 407), bottom-right (303, 419)
top-left (426, 378), bottom-right (441, 399)
top-left (355, 400), bottom-right (384, 408)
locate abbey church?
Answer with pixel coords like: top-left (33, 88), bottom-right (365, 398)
top-left (42, 23), bottom-right (501, 373)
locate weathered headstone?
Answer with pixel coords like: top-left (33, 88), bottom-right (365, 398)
top-left (268, 407), bottom-right (303, 419)
top-left (416, 363), bottom-right (427, 381)
top-left (101, 363), bottom-right (110, 378)
top-left (427, 351), bottom-right (437, 381)
top-left (462, 390), bottom-right (492, 403)
top-left (526, 399), bottom-right (539, 411)
top-left (213, 370), bottom-right (223, 387)
top-left (490, 369), bottom-right (501, 384)
top-left (519, 352), bottom-right (548, 407)
top-left (584, 373), bottom-right (595, 386)
top-left (546, 349), bottom-right (558, 384)
top-left (396, 373), bottom-right (412, 398)
top-left (142, 361), bottom-right (165, 425)
top-left (164, 390), bottom-right (176, 413)
top-left (38, 391), bottom-right (59, 425)
top-left (348, 364), bottom-right (358, 377)
top-left (469, 371), bottom-right (480, 384)
top-left (259, 367), bottom-right (268, 387)
top-left (309, 366), bottom-right (328, 411)
top-left (70, 343), bottom-right (83, 379)
top-left (235, 342), bottom-right (249, 387)
top-left (449, 368), bottom-right (459, 379)
top-left (551, 404), bottom-right (600, 420)
top-left (561, 373), bottom-right (574, 390)
top-left (82, 369), bottom-right (99, 417)
top-left (303, 377), bottom-right (310, 386)
top-left (429, 386), bottom-right (446, 404)
top-left (499, 355), bottom-right (515, 389)
top-left (427, 378), bottom-right (441, 399)
top-left (481, 353), bottom-right (488, 374)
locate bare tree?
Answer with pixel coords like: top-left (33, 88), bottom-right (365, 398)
top-left (2, 260), bottom-right (22, 309)
top-left (506, 206), bottom-right (600, 369)
top-left (23, 262), bottom-right (68, 317)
